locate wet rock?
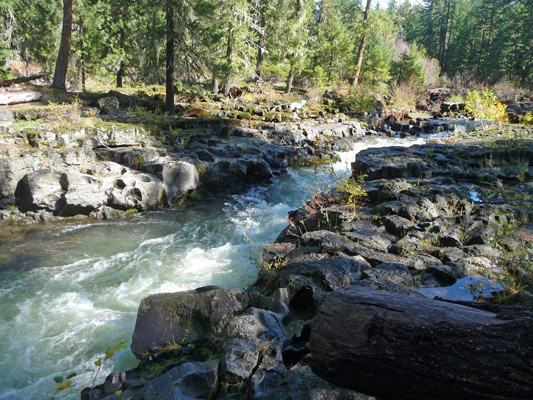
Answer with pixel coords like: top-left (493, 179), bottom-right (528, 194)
top-left (131, 286), bottom-right (249, 358)
top-left (362, 263), bottom-right (413, 287)
top-left (142, 359), bottom-right (219, 400)
top-left (426, 265), bottom-right (458, 285)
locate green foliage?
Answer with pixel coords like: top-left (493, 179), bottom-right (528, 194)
top-left (343, 94), bottom-right (377, 117)
top-left (522, 112), bottom-right (533, 125)
top-left (309, 66), bottom-right (328, 91)
top-left (465, 88), bottom-right (508, 123)
top-left (335, 174), bottom-right (367, 209)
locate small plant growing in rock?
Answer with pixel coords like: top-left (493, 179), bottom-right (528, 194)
top-left (335, 174), bottom-right (367, 211)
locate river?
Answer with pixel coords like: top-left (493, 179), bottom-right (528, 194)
top-left (0, 136), bottom-right (427, 399)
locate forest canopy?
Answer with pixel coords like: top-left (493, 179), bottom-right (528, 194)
top-left (1, 0), bottom-right (532, 93)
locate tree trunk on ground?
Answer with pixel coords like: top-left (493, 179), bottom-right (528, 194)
top-left (285, 63), bottom-right (294, 94)
top-left (353, 0), bottom-right (372, 87)
top-left (310, 286), bottom-right (533, 400)
top-left (51, 0), bottom-right (73, 91)
top-left (165, 0), bottom-right (175, 114)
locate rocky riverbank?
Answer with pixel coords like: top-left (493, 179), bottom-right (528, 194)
top-left (81, 127), bottom-right (532, 399)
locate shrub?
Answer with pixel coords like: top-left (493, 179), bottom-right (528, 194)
top-left (522, 112), bottom-right (533, 125)
top-left (335, 174), bottom-right (367, 210)
top-left (465, 88), bottom-right (508, 123)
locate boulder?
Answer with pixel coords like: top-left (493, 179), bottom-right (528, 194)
top-left (220, 339), bottom-right (261, 383)
top-left (142, 360), bottom-right (219, 400)
top-left (108, 171), bottom-right (165, 210)
top-left (55, 170), bottom-right (108, 216)
top-left (162, 161), bottom-right (199, 206)
top-left (131, 286), bottom-right (249, 358)
top-left (96, 96), bottom-right (120, 115)
top-left (15, 169), bottom-right (65, 212)
top-left (0, 109), bottom-right (14, 125)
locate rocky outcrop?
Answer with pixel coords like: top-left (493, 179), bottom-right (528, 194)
top-left (131, 286), bottom-right (249, 358)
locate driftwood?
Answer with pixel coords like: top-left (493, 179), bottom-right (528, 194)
top-left (310, 286), bottom-right (533, 400)
top-left (0, 74), bottom-right (44, 88)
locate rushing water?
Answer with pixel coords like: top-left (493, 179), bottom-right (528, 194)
top-left (0, 136), bottom-right (427, 399)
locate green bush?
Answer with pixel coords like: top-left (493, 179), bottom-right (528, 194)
top-left (465, 88), bottom-right (508, 123)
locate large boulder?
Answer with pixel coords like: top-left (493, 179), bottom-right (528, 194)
top-left (108, 170), bottom-right (165, 210)
top-left (15, 169), bottom-right (65, 212)
top-left (162, 161), bottom-right (199, 205)
top-left (55, 170), bottom-right (108, 216)
top-left (131, 286), bottom-right (249, 358)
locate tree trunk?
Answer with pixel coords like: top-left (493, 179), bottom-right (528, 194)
top-left (255, 4), bottom-right (267, 84)
top-left (51, 0), bottom-right (73, 91)
top-left (285, 63), bottom-right (294, 94)
top-left (117, 61), bottom-right (125, 88)
top-left (353, 0), bottom-right (372, 87)
top-left (212, 72), bottom-right (219, 94)
top-left (224, 28), bottom-right (234, 97)
top-left (310, 286), bottom-right (533, 400)
top-left (165, 0), bottom-right (175, 114)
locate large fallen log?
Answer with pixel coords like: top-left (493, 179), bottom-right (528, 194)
top-left (0, 86), bottom-right (43, 105)
top-left (0, 74), bottom-right (44, 87)
top-left (310, 286), bottom-right (533, 400)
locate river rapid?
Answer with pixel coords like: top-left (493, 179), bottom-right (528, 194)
top-left (0, 136), bottom-right (426, 400)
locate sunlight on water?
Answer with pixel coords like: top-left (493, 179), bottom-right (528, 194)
top-left (0, 135), bottom-right (426, 399)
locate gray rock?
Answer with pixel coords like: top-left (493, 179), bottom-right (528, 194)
top-left (224, 307), bottom-right (285, 344)
top-left (162, 161), bottom-right (199, 206)
top-left (142, 360), bottom-right (219, 400)
top-left (281, 255), bottom-right (370, 292)
top-left (439, 247), bottom-right (466, 263)
top-left (97, 96), bottom-right (120, 115)
top-left (382, 215), bottom-right (413, 236)
top-left (0, 110), bottom-right (15, 125)
top-left (426, 264), bottom-right (458, 285)
top-left (263, 243), bottom-right (296, 263)
top-left (14, 108), bottom-right (40, 121)
top-left (55, 171), bottom-right (108, 216)
top-left (252, 355), bottom-right (373, 400)
top-left (221, 339), bottom-right (260, 383)
top-left (131, 286), bottom-right (249, 358)
top-left (299, 230), bottom-right (354, 253)
top-left (108, 171), bottom-right (165, 210)
top-left (15, 169), bottom-right (65, 212)
top-left (362, 263), bottom-right (413, 287)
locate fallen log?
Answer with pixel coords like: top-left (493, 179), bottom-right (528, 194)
top-left (0, 74), bottom-right (44, 88)
top-left (310, 286), bottom-right (533, 400)
top-left (0, 86), bottom-right (43, 105)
